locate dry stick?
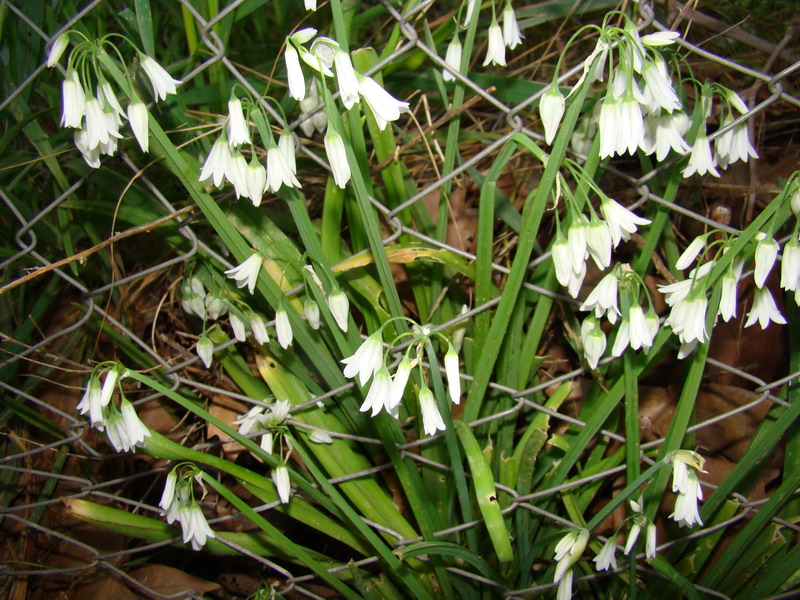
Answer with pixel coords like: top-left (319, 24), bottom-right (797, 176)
top-left (374, 88), bottom-right (494, 172)
top-left (0, 206), bottom-right (196, 296)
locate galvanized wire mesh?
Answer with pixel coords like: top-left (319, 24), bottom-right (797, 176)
top-left (2, 0), bottom-right (800, 598)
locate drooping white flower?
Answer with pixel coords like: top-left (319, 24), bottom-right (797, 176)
top-left (418, 385), bottom-right (446, 436)
top-left (324, 126), bottom-right (351, 188)
top-left (444, 344), bottom-right (461, 405)
top-left (328, 289), bottom-right (350, 332)
top-left (553, 528), bottom-right (589, 583)
top-left (593, 538), bottom-right (618, 572)
top-left (463, 0), bottom-right (479, 25)
top-left (540, 83), bottom-right (565, 146)
top-left (84, 96), bottom-right (121, 151)
top-left (580, 316), bottom-right (606, 369)
top-left (745, 287), bottom-right (787, 329)
top-left (303, 41), bottom-right (336, 76)
top-left (299, 78), bottom-right (326, 136)
top-left (105, 408), bottom-right (132, 452)
top-left (356, 74), bottom-right (409, 131)
top-left (181, 276), bottom-right (206, 319)
top-left (278, 131), bottom-right (298, 178)
top-left (250, 312), bottom-right (270, 345)
top-left (245, 159), bottom-right (267, 206)
top-left (666, 295), bottom-right (709, 345)
top-left (98, 82), bottom-right (126, 125)
top-left (199, 136), bottom-right (234, 189)
top-left (567, 220), bottom-right (588, 274)
top-left (675, 235), bottom-right (707, 271)
top-left (360, 365), bottom-right (392, 416)
top-left (178, 503), bottom-right (216, 550)
top-left (205, 292), bottom-right (228, 320)
top-left (47, 34), bottom-right (69, 68)
top-left (224, 253), bottom-right (262, 294)
top-left (753, 232), bottom-right (778, 288)
top-left (266, 144), bottom-right (301, 192)
top-left (76, 375), bottom-right (104, 427)
top-left (586, 219), bottom-right (613, 270)
top-left (285, 45), bottom-right (305, 102)
top-left (140, 54), bottom-right (182, 101)
top-left (600, 198), bottom-right (651, 247)
top-left (292, 29), bottom-right (318, 45)
top-left (781, 238), bottom-right (800, 292)
top-left (74, 128), bottom-right (101, 168)
top-left (557, 569), bottom-right (573, 600)
top-left (483, 18), bottom-right (506, 67)
top-left (99, 367), bottom-right (119, 410)
top-left (196, 335), bottom-right (214, 368)
top-left (616, 95), bottom-right (645, 155)
top-left (624, 521), bottom-right (641, 555)
top-left (552, 233), bottom-right (573, 287)
top-left (641, 55), bottom-right (680, 113)
top-left (718, 123), bottom-right (758, 168)
top-left (229, 152), bottom-right (249, 199)
top-left (645, 523), bottom-right (657, 559)
top-left (341, 332), bottom-right (384, 385)
top-left (580, 270), bottom-right (620, 323)
top-left (229, 312), bottom-right (247, 342)
top-left (310, 430), bottom-right (332, 444)
top-left (303, 299), bottom-right (321, 329)
top-left (671, 470), bottom-right (704, 528)
top-left (119, 398), bottom-right (151, 449)
top-left (159, 470), bottom-right (178, 511)
top-left (275, 309), bottom-right (293, 349)
top-left (304, 0), bottom-right (317, 10)
top-left (565, 261), bottom-right (586, 299)
top-left (682, 131), bottom-right (720, 178)
top-left (127, 100), bottom-right (149, 153)
top-left (627, 305), bottom-right (654, 351)
top-left (388, 356), bottom-right (413, 410)
top-left (61, 69), bottom-right (85, 128)
top-left (641, 31), bottom-right (681, 46)
top-left (234, 405), bottom-right (267, 436)
top-left (659, 261), bottom-right (714, 306)
top-left (443, 34), bottom-right (463, 82)
top-left (502, 2), bottom-right (524, 50)
top-left (272, 465), bottom-right (291, 504)
top-left (226, 98), bottom-right (250, 148)
top-left (719, 262), bottom-right (743, 322)
top-left (333, 49), bottom-right (360, 109)
top-left (611, 318), bottom-right (631, 358)
top-left (642, 113), bottom-right (691, 161)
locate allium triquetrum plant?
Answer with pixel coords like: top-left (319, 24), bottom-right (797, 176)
top-left (4, 0), bottom-right (800, 598)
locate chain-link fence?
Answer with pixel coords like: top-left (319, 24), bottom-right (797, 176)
top-left (2, 0), bottom-right (800, 598)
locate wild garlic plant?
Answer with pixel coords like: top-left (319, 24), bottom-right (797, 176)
top-left (40, 0), bottom-right (800, 597)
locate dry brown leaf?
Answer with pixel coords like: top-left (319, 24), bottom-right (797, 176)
top-left (129, 564), bottom-right (221, 596)
top-left (207, 394), bottom-right (250, 458)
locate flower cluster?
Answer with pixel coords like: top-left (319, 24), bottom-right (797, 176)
top-left (51, 34), bottom-right (180, 167)
top-left (198, 95), bottom-right (300, 206)
top-left (668, 450), bottom-right (706, 528)
top-left (181, 260), bottom-right (352, 366)
top-left (76, 363), bottom-right (151, 453)
top-left (283, 28), bottom-right (409, 188)
top-left (545, 17), bottom-right (758, 183)
top-left (657, 224), bottom-right (789, 358)
top-left (340, 319), bottom-right (461, 436)
top-left (583, 272), bottom-right (659, 362)
top-left (159, 465), bottom-right (216, 550)
top-left (552, 528), bottom-right (589, 600)
top-left (234, 400), bottom-right (294, 503)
